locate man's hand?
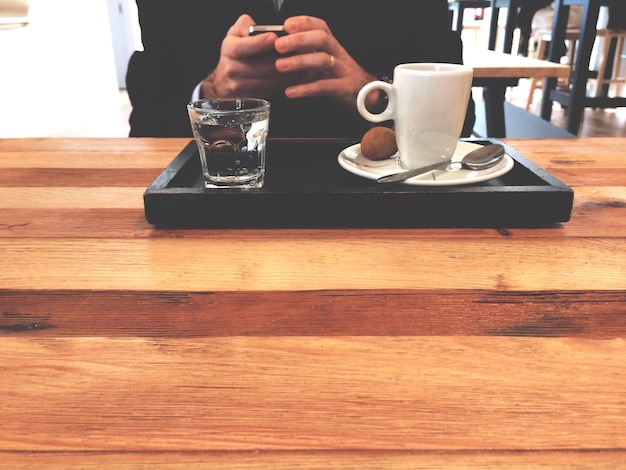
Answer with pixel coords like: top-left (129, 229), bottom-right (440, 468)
top-left (201, 14), bottom-right (384, 114)
top-left (201, 15), bottom-right (296, 99)
top-left (273, 16), bottom-right (383, 112)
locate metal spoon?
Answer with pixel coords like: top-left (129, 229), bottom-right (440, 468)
top-left (377, 143), bottom-right (505, 184)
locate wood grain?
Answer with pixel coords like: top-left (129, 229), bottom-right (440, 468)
top-left (465, 50), bottom-right (571, 79)
top-left (2, 336), bottom-right (625, 451)
top-left (1, 137), bottom-right (625, 468)
top-left (1, 288), bottom-right (625, 338)
top-left (1, 451), bottom-right (625, 469)
top-left (1, 237), bottom-right (624, 291)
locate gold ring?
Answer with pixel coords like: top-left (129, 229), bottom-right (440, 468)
top-left (329, 54), bottom-right (335, 68)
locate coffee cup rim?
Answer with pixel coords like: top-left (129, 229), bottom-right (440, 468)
top-left (395, 63), bottom-right (473, 74)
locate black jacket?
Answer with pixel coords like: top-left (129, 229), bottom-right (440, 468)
top-left (127, 0), bottom-right (475, 138)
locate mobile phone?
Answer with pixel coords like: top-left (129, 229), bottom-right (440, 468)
top-left (248, 25), bottom-right (286, 36)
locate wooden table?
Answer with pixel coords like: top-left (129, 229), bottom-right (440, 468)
top-left (465, 49), bottom-right (571, 136)
top-left (1, 138), bottom-right (625, 468)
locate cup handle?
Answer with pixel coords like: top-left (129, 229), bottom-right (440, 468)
top-left (356, 81), bottom-right (394, 123)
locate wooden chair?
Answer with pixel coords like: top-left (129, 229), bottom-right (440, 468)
top-left (593, 28), bottom-right (626, 97)
top-left (526, 29), bottom-right (579, 110)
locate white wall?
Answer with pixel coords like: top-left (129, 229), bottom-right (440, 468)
top-left (0, 0), bottom-right (129, 137)
top-left (107, 0), bottom-right (142, 88)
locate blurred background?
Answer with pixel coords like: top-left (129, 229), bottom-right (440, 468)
top-left (1, 1), bottom-right (623, 138)
top-left (0, 0), bottom-right (139, 137)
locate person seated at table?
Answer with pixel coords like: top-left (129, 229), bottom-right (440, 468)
top-left (525, 1), bottom-right (582, 59)
top-left (524, 3), bottom-right (625, 59)
top-left (126, 0), bottom-right (475, 139)
top-left (516, 0), bottom-right (554, 57)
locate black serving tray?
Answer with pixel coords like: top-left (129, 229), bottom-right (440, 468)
top-left (143, 139), bottom-right (573, 228)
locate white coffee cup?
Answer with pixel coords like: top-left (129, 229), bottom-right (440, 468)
top-left (357, 63), bottom-right (473, 170)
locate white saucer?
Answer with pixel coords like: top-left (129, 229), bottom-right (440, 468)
top-left (338, 141), bottom-right (514, 186)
